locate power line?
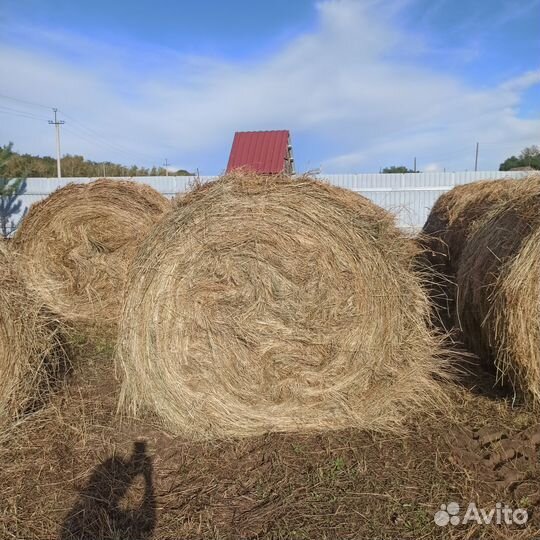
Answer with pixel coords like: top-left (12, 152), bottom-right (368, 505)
top-left (0, 94), bottom-right (52, 110)
top-left (58, 110), bottom-right (157, 161)
top-left (0, 92), bottom-right (156, 162)
top-left (63, 125), bottom-right (136, 159)
top-left (63, 125), bottom-right (149, 164)
top-left (0, 109), bottom-right (48, 122)
top-left (0, 105), bottom-right (49, 121)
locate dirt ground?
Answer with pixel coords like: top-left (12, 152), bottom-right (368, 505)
top-left (1, 336), bottom-right (539, 540)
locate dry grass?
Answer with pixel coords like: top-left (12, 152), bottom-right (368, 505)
top-left (12, 179), bottom-right (170, 330)
top-left (419, 174), bottom-right (540, 404)
top-left (117, 172), bottom-right (449, 440)
top-left (457, 177), bottom-right (540, 405)
top-left (0, 241), bottom-right (68, 427)
top-left (1, 341), bottom-right (538, 540)
top-left (418, 177), bottom-right (527, 330)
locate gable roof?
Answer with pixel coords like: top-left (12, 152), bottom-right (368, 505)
top-left (226, 130), bottom-right (293, 174)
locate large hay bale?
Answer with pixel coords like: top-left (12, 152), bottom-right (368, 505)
top-left (419, 178), bottom-right (526, 329)
top-left (13, 179), bottom-right (170, 329)
top-left (117, 172), bottom-right (447, 440)
top-left (0, 242), bottom-right (68, 424)
top-left (457, 178), bottom-right (540, 403)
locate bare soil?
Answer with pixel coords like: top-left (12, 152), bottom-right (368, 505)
top-left (1, 338), bottom-right (539, 540)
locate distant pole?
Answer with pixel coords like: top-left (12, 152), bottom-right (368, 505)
top-left (474, 142), bottom-right (479, 172)
top-left (102, 164), bottom-right (106, 177)
top-left (48, 108), bottom-right (65, 179)
top-left (163, 158), bottom-right (169, 176)
top-left (413, 157), bottom-right (417, 173)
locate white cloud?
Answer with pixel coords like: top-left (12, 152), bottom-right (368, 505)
top-left (423, 163), bottom-right (442, 172)
top-left (0, 0), bottom-right (539, 173)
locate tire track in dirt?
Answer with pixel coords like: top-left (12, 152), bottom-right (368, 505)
top-left (448, 422), bottom-right (540, 506)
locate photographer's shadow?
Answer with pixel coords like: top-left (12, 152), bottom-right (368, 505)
top-left (59, 441), bottom-right (156, 540)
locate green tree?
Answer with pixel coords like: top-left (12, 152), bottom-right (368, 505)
top-left (1, 144), bottom-right (193, 177)
top-left (382, 165), bottom-right (414, 173)
top-left (499, 145), bottom-right (540, 171)
top-left (0, 143), bottom-right (27, 237)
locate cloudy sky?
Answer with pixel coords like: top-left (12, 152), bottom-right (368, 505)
top-left (0, 0), bottom-right (539, 174)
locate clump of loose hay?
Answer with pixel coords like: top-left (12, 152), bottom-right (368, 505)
top-left (456, 176), bottom-right (540, 404)
top-left (13, 179), bottom-right (170, 329)
top-left (418, 178), bottom-right (528, 329)
top-left (117, 172), bottom-right (448, 440)
top-left (0, 242), bottom-right (68, 425)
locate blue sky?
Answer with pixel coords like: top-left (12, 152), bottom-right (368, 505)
top-left (0, 0), bottom-right (539, 174)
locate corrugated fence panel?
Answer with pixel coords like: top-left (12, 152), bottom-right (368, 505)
top-left (320, 171), bottom-right (529, 229)
top-left (3, 171), bottom-right (532, 235)
top-left (354, 188), bottom-right (449, 229)
top-left (322, 171), bottom-right (528, 190)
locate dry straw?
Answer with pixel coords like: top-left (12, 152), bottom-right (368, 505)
top-left (117, 172), bottom-right (448, 440)
top-left (418, 178), bottom-right (525, 329)
top-left (0, 242), bottom-right (68, 425)
top-left (456, 175), bottom-right (540, 404)
top-left (13, 179), bottom-right (170, 329)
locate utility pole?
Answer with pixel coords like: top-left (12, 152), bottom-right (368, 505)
top-left (163, 158), bottom-right (169, 176)
top-left (474, 142), bottom-right (479, 172)
top-left (48, 108), bottom-right (65, 179)
top-left (413, 157), bottom-right (417, 173)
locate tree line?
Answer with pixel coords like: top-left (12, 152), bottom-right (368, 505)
top-left (499, 145), bottom-right (540, 171)
top-left (2, 143), bottom-right (193, 178)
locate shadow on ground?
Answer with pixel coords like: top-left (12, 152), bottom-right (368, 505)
top-left (59, 440), bottom-right (156, 540)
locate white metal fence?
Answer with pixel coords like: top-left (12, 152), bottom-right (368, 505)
top-left (2, 171), bottom-right (531, 235)
top-left (323, 171), bottom-right (531, 229)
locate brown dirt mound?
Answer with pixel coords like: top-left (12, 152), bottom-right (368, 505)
top-left (418, 177), bottom-right (537, 330)
top-left (117, 172), bottom-right (449, 440)
top-left (457, 180), bottom-right (540, 405)
top-left (13, 179), bottom-right (170, 330)
top-left (0, 242), bottom-right (68, 425)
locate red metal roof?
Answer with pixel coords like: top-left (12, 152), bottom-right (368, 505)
top-left (226, 130), bottom-right (291, 174)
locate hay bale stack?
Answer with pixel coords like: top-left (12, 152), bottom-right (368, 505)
top-left (0, 242), bottom-right (67, 423)
top-left (117, 172), bottom-right (447, 440)
top-left (457, 179), bottom-right (540, 403)
top-left (419, 178), bottom-right (526, 329)
top-left (13, 179), bottom-right (170, 329)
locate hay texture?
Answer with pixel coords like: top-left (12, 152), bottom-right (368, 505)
top-left (117, 172), bottom-right (447, 440)
top-left (419, 178), bottom-right (525, 329)
top-left (456, 176), bottom-right (540, 404)
top-left (0, 242), bottom-right (67, 424)
top-left (13, 179), bottom-right (170, 328)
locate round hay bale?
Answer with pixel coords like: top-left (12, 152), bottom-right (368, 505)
top-left (117, 172), bottom-right (447, 440)
top-left (418, 178), bottom-right (528, 330)
top-left (0, 242), bottom-right (68, 424)
top-left (13, 179), bottom-right (170, 329)
top-left (457, 177), bottom-right (540, 403)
